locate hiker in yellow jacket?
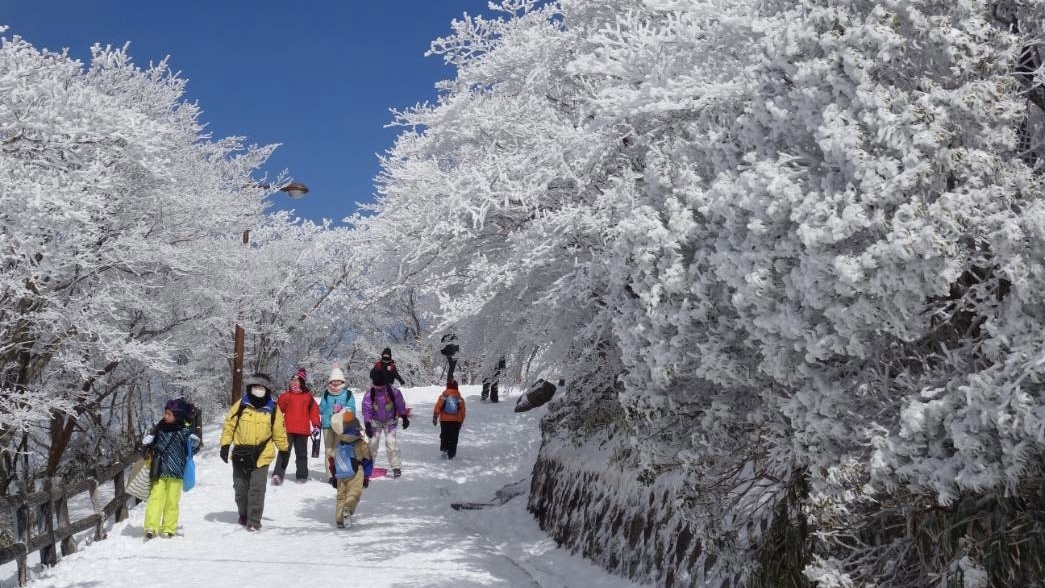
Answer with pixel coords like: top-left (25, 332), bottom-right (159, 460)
top-left (219, 372), bottom-right (289, 532)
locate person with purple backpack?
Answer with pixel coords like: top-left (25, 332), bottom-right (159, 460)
top-left (361, 370), bottom-right (410, 478)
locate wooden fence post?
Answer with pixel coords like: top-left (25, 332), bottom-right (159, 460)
top-left (55, 478), bottom-right (75, 557)
top-left (113, 467), bottom-right (129, 522)
top-left (87, 479), bottom-right (106, 541)
top-left (15, 502), bottom-right (29, 586)
top-left (39, 478), bottom-right (58, 567)
top-left (0, 453), bottom-right (141, 585)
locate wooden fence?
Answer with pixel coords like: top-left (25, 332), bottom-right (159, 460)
top-left (0, 456), bottom-right (138, 586)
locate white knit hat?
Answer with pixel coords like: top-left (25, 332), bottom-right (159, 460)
top-left (328, 367), bottom-right (346, 383)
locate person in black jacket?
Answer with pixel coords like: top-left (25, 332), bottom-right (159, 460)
top-left (481, 357), bottom-right (506, 403)
top-left (439, 334), bottom-right (460, 381)
top-left (370, 347), bottom-right (406, 387)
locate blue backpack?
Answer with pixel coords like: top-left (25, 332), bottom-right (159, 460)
top-left (443, 395), bottom-right (460, 415)
top-left (334, 442), bottom-right (372, 479)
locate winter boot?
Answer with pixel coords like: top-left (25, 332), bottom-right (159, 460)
top-left (393, 468), bottom-right (402, 479)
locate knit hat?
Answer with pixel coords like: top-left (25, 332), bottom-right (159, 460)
top-left (332, 408), bottom-right (357, 435)
top-left (164, 398), bottom-right (190, 420)
top-left (446, 379), bottom-right (459, 390)
top-left (344, 410), bottom-right (362, 433)
top-left (381, 347), bottom-right (392, 360)
top-left (328, 367), bottom-right (346, 383)
top-left (293, 367), bottom-right (307, 383)
top-left (370, 369), bottom-right (385, 386)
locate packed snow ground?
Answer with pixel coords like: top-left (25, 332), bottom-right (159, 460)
top-left (4, 385), bottom-right (647, 588)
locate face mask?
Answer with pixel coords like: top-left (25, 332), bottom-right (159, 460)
top-left (250, 385), bottom-right (267, 398)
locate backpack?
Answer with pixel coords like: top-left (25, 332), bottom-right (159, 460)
top-left (443, 395), bottom-right (460, 415)
top-left (333, 441), bottom-right (372, 479)
top-left (333, 443), bottom-right (357, 479)
top-left (173, 397), bottom-right (203, 446)
top-left (369, 386), bottom-right (398, 419)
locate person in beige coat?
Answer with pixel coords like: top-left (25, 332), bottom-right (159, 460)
top-left (327, 409), bottom-right (372, 528)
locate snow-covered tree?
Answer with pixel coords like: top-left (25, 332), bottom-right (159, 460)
top-left (0, 33), bottom-right (363, 490)
top-left (368, 0), bottom-right (1045, 584)
top-left (225, 213), bottom-right (423, 390)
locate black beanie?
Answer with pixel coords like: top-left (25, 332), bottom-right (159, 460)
top-left (371, 370), bottom-right (386, 386)
top-left (381, 347), bottom-right (392, 359)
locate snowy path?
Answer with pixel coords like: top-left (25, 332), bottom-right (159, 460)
top-left (10, 386), bottom-right (645, 588)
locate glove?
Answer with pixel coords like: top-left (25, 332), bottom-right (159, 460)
top-left (328, 476), bottom-right (337, 489)
top-left (364, 422), bottom-right (374, 438)
top-left (141, 433), bottom-right (155, 446)
top-left (220, 444), bottom-right (230, 463)
top-left (432, 416), bottom-right (438, 427)
top-left (363, 477), bottom-right (370, 489)
top-left (310, 428), bottom-right (321, 441)
top-left (401, 417), bottom-right (410, 430)
top-left (189, 434), bottom-right (200, 447)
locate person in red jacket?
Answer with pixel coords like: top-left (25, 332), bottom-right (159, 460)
top-left (432, 379), bottom-right (466, 460)
top-left (272, 367), bottom-right (320, 484)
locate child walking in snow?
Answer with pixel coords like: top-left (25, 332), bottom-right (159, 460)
top-left (327, 409), bottom-right (372, 528)
top-left (273, 367), bottom-right (320, 484)
top-left (433, 379), bottom-right (466, 459)
top-left (141, 398), bottom-right (200, 538)
top-left (362, 370), bottom-right (410, 478)
top-left (318, 366), bottom-right (356, 459)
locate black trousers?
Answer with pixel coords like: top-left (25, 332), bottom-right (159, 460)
top-left (439, 421), bottom-right (462, 459)
top-left (481, 380), bottom-right (499, 402)
top-left (273, 434), bottom-right (309, 480)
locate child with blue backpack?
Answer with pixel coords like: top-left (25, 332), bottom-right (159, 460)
top-left (327, 408), bottom-right (372, 528)
top-left (432, 379), bottom-right (466, 460)
top-left (141, 398), bottom-right (201, 538)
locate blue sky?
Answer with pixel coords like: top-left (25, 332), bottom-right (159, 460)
top-left (2, 0), bottom-right (496, 223)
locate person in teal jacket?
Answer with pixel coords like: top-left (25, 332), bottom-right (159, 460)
top-left (318, 366), bottom-right (357, 458)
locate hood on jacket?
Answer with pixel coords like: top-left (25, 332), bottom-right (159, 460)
top-left (244, 373), bottom-right (276, 395)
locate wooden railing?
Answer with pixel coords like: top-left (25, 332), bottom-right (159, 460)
top-left (0, 456), bottom-right (138, 586)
